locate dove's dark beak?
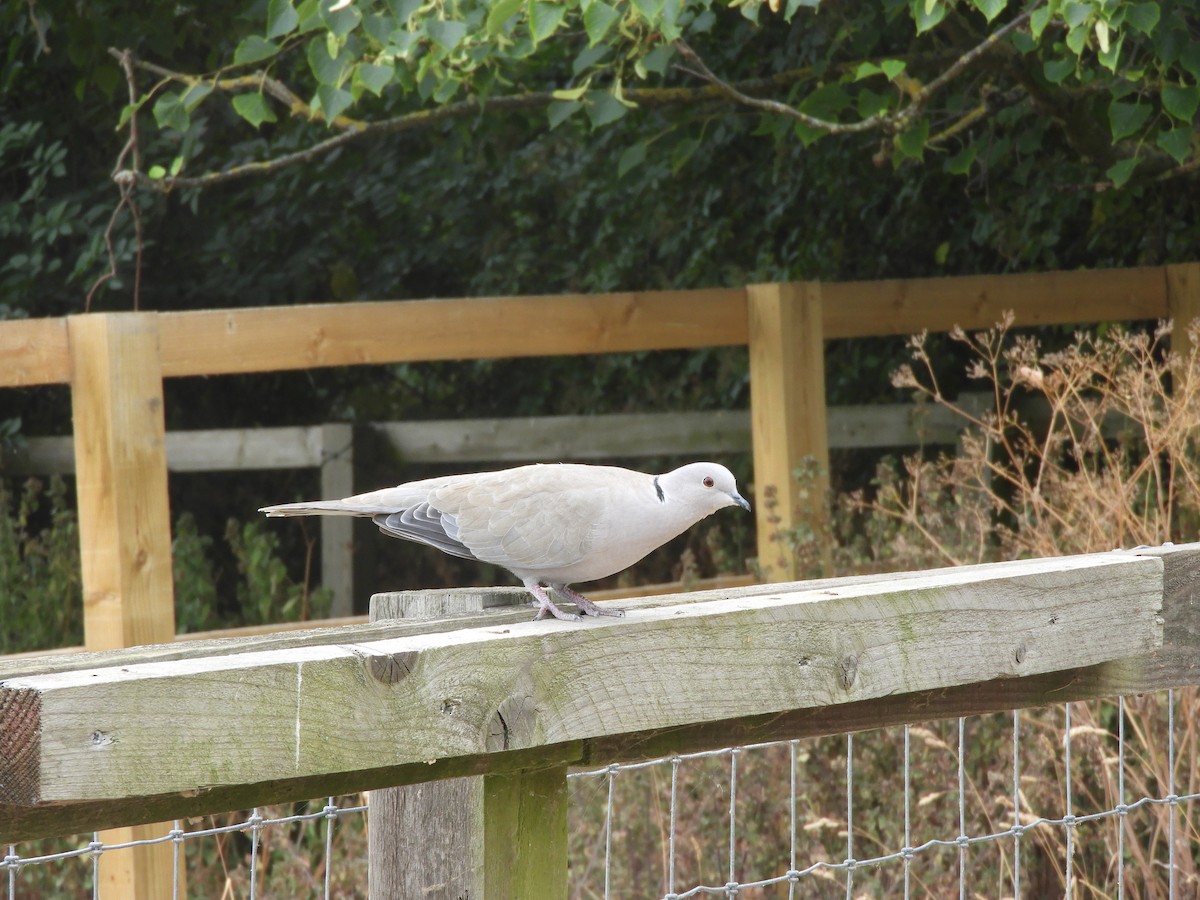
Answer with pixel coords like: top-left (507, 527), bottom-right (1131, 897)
top-left (732, 492), bottom-right (751, 512)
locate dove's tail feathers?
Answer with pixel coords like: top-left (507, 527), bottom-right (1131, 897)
top-left (259, 501), bottom-right (384, 518)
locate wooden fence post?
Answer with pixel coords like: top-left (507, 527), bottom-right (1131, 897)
top-left (68, 313), bottom-right (181, 899)
top-left (367, 589), bottom-right (568, 900)
top-left (1167, 263), bottom-right (1200, 369)
top-left (747, 283), bottom-right (830, 582)
top-left (319, 423), bottom-right (355, 616)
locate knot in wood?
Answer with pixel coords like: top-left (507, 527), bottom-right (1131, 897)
top-left (366, 650), bottom-right (418, 685)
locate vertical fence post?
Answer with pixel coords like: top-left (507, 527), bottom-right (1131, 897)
top-left (368, 589), bottom-right (569, 900)
top-left (68, 312), bottom-right (181, 899)
top-left (1167, 263), bottom-right (1200, 368)
top-left (319, 423), bottom-right (355, 616)
top-left (747, 282), bottom-right (830, 582)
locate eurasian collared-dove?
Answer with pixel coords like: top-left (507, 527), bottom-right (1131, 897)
top-left (260, 462), bottom-right (750, 621)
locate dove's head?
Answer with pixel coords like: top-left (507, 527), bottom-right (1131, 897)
top-left (659, 462), bottom-right (751, 514)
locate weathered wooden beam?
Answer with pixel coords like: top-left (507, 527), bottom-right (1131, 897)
top-left (0, 316), bottom-right (71, 387)
top-left (2, 400), bottom-right (993, 480)
top-left (0, 552), bottom-right (1164, 831)
top-left (589, 544), bottom-right (1200, 762)
top-left (367, 588), bottom-right (568, 900)
top-left (0, 267), bottom-right (1178, 389)
top-left (821, 266), bottom-right (1168, 338)
top-left (1167, 262), bottom-right (1200, 369)
top-left (748, 282), bottom-right (830, 581)
top-left (155, 289), bottom-right (750, 377)
top-left (67, 313), bottom-right (180, 898)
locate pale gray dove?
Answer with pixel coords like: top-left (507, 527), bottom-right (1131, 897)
top-left (260, 462), bottom-right (750, 621)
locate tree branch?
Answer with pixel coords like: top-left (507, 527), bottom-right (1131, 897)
top-left (673, 5), bottom-right (1036, 137)
top-left (113, 64), bottom-right (861, 192)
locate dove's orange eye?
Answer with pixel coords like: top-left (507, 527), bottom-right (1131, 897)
top-left (703, 476), bottom-right (715, 488)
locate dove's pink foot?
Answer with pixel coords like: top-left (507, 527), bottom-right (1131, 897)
top-left (524, 581), bottom-right (581, 622)
top-left (552, 584), bottom-right (625, 618)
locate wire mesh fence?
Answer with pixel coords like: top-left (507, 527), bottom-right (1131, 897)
top-left (4, 690), bottom-right (1197, 898)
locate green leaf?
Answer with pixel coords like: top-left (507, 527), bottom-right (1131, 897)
top-left (234, 35), bottom-right (279, 66)
top-left (307, 33), bottom-right (355, 85)
top-left (1181, 44), bottom-right (1200, 80)
top-left (630, 0), bottom-right (664, 25)
top-left (1062, 2), bottom-right (1090, 28)
top-left (1106, 157), bottom-right (1137, 188)
top-left (857, 88), bottom-right (891, 119)
top-left (1030, 4), bottom-right (1052, 39)
top-left (945, 145), bottom-right (977, 174)
top-left (585, 89), bottom-right (627, 127)
top-left (969, 0), bottom-right (1004, 23)
top-left (618, 141), bottom-right (647, 177)
top-left (547, 99), bottom-right (581, 128)
top-left (1097, 33), bottom-right (1123, 72)
top-left (152, 92), bottom-right (189, 132)
top-left (854, 61), bottom-right (883, 81)
top-left (640, 45), bottom-right (673, 75)
top-left (793, 119), bottom-right (825, 147)
top-left (486, 0), bottom-right (524, 34)
top-left (387, 0), bottom-right (421, 22)
top-left (799, 83), bottom-right (850, 121)
top-left (573, 44), bottom-right (609, 75)
top-left (320, 0), bottom-right (362, 37)
top-left (232, 93), bottom-right (278, 127)
top-left (148, 164), bottom-right (167, 179)
top-left (659, 0), bottom-right (682, 40)
top-left (1125, 2), bottom-right (1160, 35)
top-left (317, 84), bottom-right (354, 121)
top-left (584, 1), bottom-right (620, 46)
top-left (1108, 100), bottom-right (1151, 141)
top-left (354, 62), bottom-right (394, 96)
top-left (911, 0), bottom-right (946, 33)
top-left (1065, 23), bottom-right (1088, 55)
top-left (267, 0), bottom-right (301, 38)
top-left (894, 117), bottom-right (929, 159)
top-left (1157, 126), bottom-right (1192, 164)
top-left (426, 19), bottom-right (468, 51)
top-left (363, 14), bottom-right (395, 43)
top-left (181, 82), bottom-right (214, 112)
top-left (1162, 84), bottom-right (1200, 123)
top-left (1043, 57), bottom-right (1075, 83)
top-left (529, 2), bottom-right (567, 43)
top-left (881, 59), bottom-right (906, 81)
top-left (169, 155), bottom-right (184, 176)
top-left (784, 0), bottom-right (819, 17)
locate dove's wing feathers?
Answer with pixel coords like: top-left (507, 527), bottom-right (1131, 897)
top-left (373, 503), bottom-right (480, 561)
top-left (427, 465), bottom-right (622, 573)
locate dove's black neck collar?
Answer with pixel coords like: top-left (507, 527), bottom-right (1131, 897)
top-left (653, 476), bottom-right (665, 503)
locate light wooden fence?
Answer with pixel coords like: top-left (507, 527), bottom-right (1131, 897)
top-left (0, 544), bottom-right (1195, 897)
top-left (1, 263), bottom-right (1198, 896)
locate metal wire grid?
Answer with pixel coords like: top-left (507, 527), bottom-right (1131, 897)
top-left (2, 798), bottom-right (366, 900)
top-left (3, 692), bottom-right (1195, 898)
top-left (568, 690), bottom-right (1199, 899)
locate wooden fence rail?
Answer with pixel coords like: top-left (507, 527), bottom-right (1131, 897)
top-left (1, 263), bottom-right (1199, 896)
top-left (1, 543), bottom-right (1196, 897)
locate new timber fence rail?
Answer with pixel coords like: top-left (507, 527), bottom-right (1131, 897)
top-left (0, 543), bottom-right (1197, 897)
top-left (1, 262), bottom-right (1199, 895)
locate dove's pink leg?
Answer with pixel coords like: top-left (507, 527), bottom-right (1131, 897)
top-left (552, 584), bottom-right (625, 618)
top-left (522, 579), bottom-right (581, 622)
